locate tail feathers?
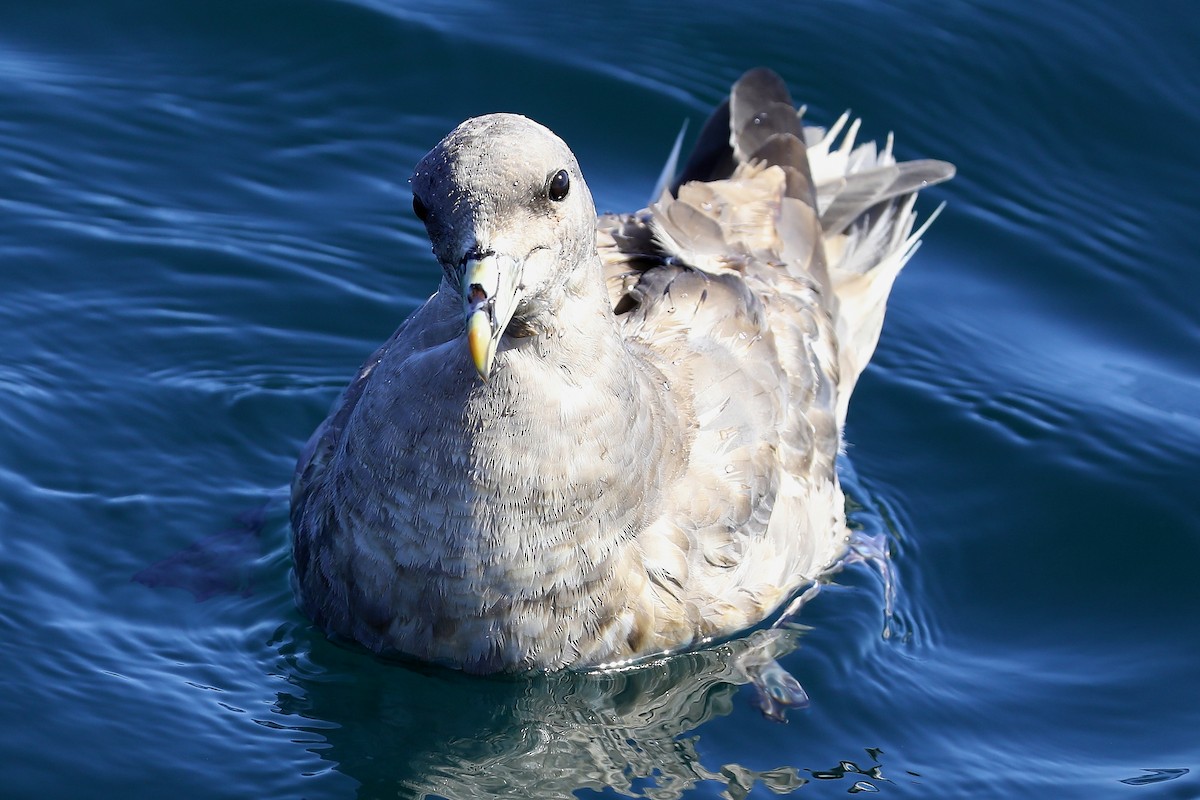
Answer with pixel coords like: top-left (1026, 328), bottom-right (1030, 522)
top-left (819, 159), bottom-right (955, 239)
top-left (660, 69), bottom-right (955, 425)
top-left (728, 68), bottom-right (796, 148)
top-left (827, 197), bottom-right (947, 425)
top-left (728, 69), bottom-right (816, 207)
top-left (672, 68), bottom-right (808, 193)
top-left (797, 103), bottom-right (954, 424)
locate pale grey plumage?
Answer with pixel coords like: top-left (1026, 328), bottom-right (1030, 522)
top-left (291, 69), bottom-right (954, 673)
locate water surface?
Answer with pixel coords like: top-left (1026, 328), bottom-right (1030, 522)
top-left (2, 1), bottom-right (1198, 797)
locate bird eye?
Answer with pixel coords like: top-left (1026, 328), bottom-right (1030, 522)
top-left (548, 169), bottom-right (570, 202)
top-left (412, 194), bottom-right (430, 222)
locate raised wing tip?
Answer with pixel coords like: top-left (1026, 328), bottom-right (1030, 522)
top-left (650, 119), bottom-right (689, 204)
top-left (912, 159), bottom-right (956, 187)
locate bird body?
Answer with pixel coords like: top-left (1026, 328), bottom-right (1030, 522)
top-left (291, 69), bottom-right (954, 672)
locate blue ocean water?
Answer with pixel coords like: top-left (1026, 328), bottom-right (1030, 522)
top-left (1, 1), bottom-right (1198, 798)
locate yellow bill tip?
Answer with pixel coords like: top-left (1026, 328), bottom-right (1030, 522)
top-left (467, 309), bottom-right (494, 380)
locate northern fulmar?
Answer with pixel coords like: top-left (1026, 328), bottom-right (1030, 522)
top-left (290, 68), bottom-right (954, 673)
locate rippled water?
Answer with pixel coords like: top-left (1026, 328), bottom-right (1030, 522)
top-left (2, 1), bottom-right (1198, 798)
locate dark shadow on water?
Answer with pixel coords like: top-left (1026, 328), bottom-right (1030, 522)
top-left (130, 489), bottom-right (292, 601)
top-left (131, 504), bottom-right (272, 601)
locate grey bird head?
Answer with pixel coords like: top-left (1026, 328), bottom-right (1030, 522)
top-left (410, 114), bottom-right (599, 379)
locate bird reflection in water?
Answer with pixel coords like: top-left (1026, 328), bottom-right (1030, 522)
top-left (268, 536), bottom-right (897, 800)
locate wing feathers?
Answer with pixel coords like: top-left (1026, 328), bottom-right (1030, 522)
top-left (594, 67), bottom-right (952, 634)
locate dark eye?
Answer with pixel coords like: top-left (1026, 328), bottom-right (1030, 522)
top-left (548, 169), bottom-right (570, 202)
top-left (412, 194), bottom-right (430, 222)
